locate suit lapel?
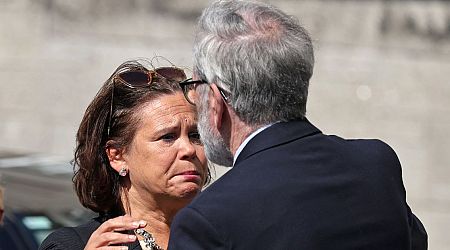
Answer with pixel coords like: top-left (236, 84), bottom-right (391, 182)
top-left (234, 119), bottom-right (321, 165)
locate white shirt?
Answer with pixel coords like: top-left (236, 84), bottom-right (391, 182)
top-left (233, 123), bottom-right (275, 166)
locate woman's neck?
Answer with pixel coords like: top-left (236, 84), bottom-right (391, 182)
top-left (122, 188), bottom-right (192, 249)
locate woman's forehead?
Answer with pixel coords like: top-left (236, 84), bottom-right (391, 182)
top-left (137, 93), bottom-right (197, 127)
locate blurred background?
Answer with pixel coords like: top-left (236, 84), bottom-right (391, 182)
top-left (0, 0), bottom-right (449, 249)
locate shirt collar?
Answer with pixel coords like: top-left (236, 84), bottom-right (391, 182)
top-left (233, 123), bottom-right (276, 166)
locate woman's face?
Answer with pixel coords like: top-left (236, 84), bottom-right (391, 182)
top-left (123, 92), bottom-right (207, 205)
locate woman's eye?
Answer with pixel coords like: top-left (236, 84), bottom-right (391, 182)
top-left (160, 133), bottom-right (176, 142)
top-left (189, 132), bottom-right (202, 144)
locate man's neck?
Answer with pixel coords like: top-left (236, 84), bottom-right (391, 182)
top-left (227, 112), bottom-right (260, 156)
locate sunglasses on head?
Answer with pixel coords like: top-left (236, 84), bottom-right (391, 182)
top-left (107, 66), bottom-right (187, 137)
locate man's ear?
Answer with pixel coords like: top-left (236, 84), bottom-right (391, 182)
top-left (209, 84), bottom-right (225, 130)
top-left (105, 143), bottom-right (127, 174)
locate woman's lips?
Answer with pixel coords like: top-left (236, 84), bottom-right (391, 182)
top-left (176, 171), bottom-right (201, 182)
top-left (179, 170), bottom-right (200, 175)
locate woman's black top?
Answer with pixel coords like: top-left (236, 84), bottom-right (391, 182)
top-left (39, 215), bottom-right (142, 250)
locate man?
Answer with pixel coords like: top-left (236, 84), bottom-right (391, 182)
top-left (169, 0), bottom-right (427, 249)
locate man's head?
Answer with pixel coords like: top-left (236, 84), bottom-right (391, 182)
top-left (191, 0), bottom-right (314, 166)
top-left (194, 0), bottom-right (314, 125)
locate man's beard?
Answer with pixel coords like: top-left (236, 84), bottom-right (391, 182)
top-left (197, 92), bottom-right (234, 167)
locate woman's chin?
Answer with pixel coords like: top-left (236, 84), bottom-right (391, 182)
top-left (167, 175), bottom-right (204, 201)
top-left (178, 184), bottom-right (202, 199)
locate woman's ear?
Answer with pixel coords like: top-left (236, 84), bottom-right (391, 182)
top-left (105, 144), bottom-right (127, 174)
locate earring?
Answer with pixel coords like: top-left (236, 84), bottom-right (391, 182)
top-left (119, 167), bottom-right (128, 177)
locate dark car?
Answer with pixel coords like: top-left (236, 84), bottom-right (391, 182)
top-left (0, 152), bottom-right (94, 249)
top-left (0, 211), bottom-right (61, 250)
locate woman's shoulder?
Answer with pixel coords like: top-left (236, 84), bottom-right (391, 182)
top-left (39, 217), bottom-right (102, 250)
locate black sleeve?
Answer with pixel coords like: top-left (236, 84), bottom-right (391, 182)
top-left (408, 207), bottom-right (428, 250)
top-left (168, 207), bottom-right (227, 250)
top-left (39, 227), bottom-right (86, 250)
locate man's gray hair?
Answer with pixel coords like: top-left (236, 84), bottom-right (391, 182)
top-left (194, 0), bottom-right (314, 125)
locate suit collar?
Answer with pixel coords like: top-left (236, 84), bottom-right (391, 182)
top-left (234, 119), bottom-right (321, 166)
top-left (233, 123), bottom-right (275, 165)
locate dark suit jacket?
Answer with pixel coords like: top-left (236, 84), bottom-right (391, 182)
top-left (168, 119), bottom-right (427, 250)
top-left (39, 216), bottom-right (142, 250)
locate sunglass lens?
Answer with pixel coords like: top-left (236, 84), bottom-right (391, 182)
top-left (118, 71), bottom-right (150, 87)
top-left (156, 67), bottom-right (186, 82)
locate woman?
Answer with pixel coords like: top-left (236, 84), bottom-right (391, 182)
top-left (40, 59), bottom-right (209, 250)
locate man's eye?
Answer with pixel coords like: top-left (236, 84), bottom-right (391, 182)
top-left (187, 84), bottom-right (196, 90)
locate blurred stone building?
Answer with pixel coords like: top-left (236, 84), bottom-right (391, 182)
top-left (0, 0), bottom-right (449, 249)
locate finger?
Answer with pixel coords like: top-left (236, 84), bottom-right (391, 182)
top-left (97, 246), bottom-right (129, 250)
top-left (98, 216), bottom-right (146, 232)
top-left (95, 232), bottom-right (137, 247)
top-left (113, 219), bottom-right (147, 232)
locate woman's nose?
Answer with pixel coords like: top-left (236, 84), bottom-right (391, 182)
top-left (179, 136), bottom-right (196, 160)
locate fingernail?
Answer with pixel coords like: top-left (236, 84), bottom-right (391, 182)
top-left (121, 247), bottom-right (129, 250)
top-left (128, 234), bottom-right (136, 240)
top-left (139, 220), bottom-right (147, 226)
top-left (132, 221), bottom-right (140, 227)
